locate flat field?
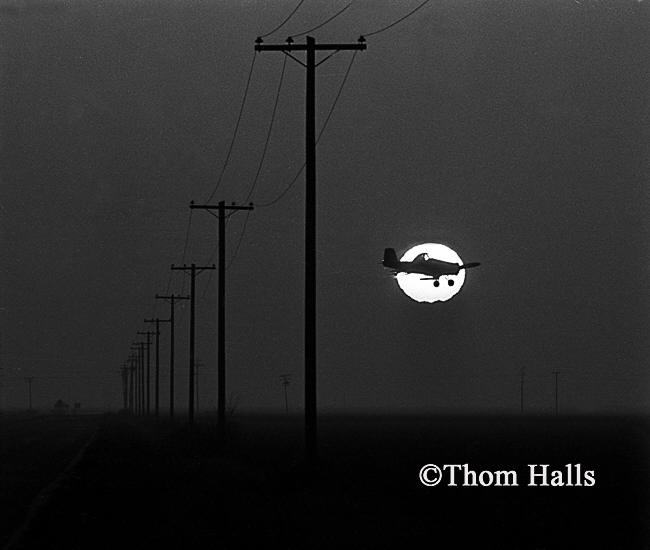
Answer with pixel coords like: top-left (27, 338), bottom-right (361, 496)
top-left (3, 413), bottom-right (648, 549)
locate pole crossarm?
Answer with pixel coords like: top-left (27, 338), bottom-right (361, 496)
top-left (144, 318), bottom-right (171, 327)
top-left (190, 201), bottom-right (254, 213)
top-left (171, 264), bottom-right (216, 273)
top-left (254, 42), bottom-right (367, 52)
top-left (155, 294), bottom-right (190, 301)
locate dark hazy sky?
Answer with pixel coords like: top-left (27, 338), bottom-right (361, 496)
top-left (1, 0), bottom-right (648, 413)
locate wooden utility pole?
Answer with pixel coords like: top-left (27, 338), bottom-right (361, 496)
top-left (130, 345), bottom-right (139, 414)
top-left (132, 342), bottom-right (146, 415)
top-left (280, 374), bottom-right (291, 414)
top-left (190, 200), bottom-right (253, 435)
top-left (120, 362), bottom-right (129, 410)
top-left (128, 353), bottom-right (137, 412)
top-left (24, 376), bottom-right (34, 410)
top-left (137, 331), bottom-right (155, 415)
top-left (155, 293), bottom-right (189, 418)
top-left (171, 263), bottom-right (215, 424)
top-left (195, 359), bottom-right (204, 414)
top-left (255, 36), bottom-right (366, 461)
top-left (144, 318), bottom-right (171, 417)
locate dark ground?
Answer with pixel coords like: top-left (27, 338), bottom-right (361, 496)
top-left (0, 414), bottom-right (98, 547)
top-left (2, 413), bottom-right (649, 549)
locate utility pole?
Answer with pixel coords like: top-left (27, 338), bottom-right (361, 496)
top-left (280, 374), bottom-right (291, 414)
top-left (190, 200), bottom-right (254, 435)
top-left (133, 342), bottom-right (146, 415)
top-left (171, 263), bottom-right (215, 424)
top-left (553, 371), bottom-right (560, 416)
top-left (144, 318), bottom-right (171, 418)
top-left (128, 353), bottom-right (136, 413)
top-left (120, 362), bottom-right (129, 410)
top-left (195, 359), bottom-right (204, 414)
top-left (24, 376), bottom-right (34, 411)
top-left (156, 294), bottom-right (189, 418)
top-left (130, 346), bottom-right (139, 414)
top-left (255, 35), bottom-right (367, 461)
top-left (0, 335), bottom-right (3, 412)
top-left (137, 331), bottom-right (155, 415)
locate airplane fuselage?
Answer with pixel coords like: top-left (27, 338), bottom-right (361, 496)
top-left (390, 257), bottom-right (462, 278)
top-left (382, 248), bottom-right (480, 287)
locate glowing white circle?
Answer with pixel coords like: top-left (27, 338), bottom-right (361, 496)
top-left (396, 243), bottom-right (465, 303)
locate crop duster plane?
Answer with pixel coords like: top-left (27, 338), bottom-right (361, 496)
top-left (382, 248), bottom-right (481, 287)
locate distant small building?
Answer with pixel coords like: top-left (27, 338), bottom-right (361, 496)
top-left (53, 399), bottom-right (69, 415)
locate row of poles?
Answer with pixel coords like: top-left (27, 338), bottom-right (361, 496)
top-left (119, 36), bottom-right (367, 460)
top-left (120, 202), bottom-right (252, 435)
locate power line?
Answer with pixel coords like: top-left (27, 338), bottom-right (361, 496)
top-left (176, 209), bottom-right (194, 297)
top-left (226, 210), bottom-right (251, 271)
top-left (197, 208), bottom-right (241, 297)
top-left (289, 1), bottom-right (355, 39)
top-left (256, 50), bottom-right (359, 208)
top-left (258, 0), bottom-right (307, 39)
top-left (244, 54), bottom-right (288, 203)
top-left (199, 205), bottom-right (251, 298)
top-left (361, 0), bottom-right (432, 38)
top-left (201, 270), bottom-right (215, 300)
top-left (181, 209), bottom-right (193, 264)
top-left (205, 53), bottom-right (257, 203)
top-left (200, 215), bottom-right (233, 299)
top-left (314, 51), bottom-right (359, 144)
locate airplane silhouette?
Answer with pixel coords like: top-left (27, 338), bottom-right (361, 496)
top-left (382, 248), bottom-right (480, 287)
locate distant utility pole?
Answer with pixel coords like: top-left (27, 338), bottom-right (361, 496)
top-left (520, 368), bottom-right (525, 414)
top-left (280, 374), bottom-right (291, 414)
top-left (255, 35), bottom-right (367, 462)
top-left (190, 200), bottom-right (254, 435)
top-left (144, 318), bottom-right (171, 418)
top-left (24, 376), bottom-right (34, 411)
top-left (130, 345), bottom-right (140, 414)
top-left (195, 359), bottom-right (204, 414)
top-left (553, 371), bottom-right (560, 416)
top-left (120, 362), bottom-right (129, 410)
top-left (128, 353), bottom-right (136, 413)
top-left (171, 263), bottom-right (215, 424)
top-left (137, 331), bottom-right (155, 415)
top-left (133, 342), bottom-right (146, 415)
top-left (156, 293), bottom-right (190, 419)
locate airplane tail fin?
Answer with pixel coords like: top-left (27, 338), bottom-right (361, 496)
top-left (460, 262), bottom-right (481, 270)
top-left (383, 248), bottom-right (399, 268)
